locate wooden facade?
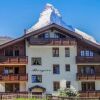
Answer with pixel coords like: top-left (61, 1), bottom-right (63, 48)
top-left (0, 56), bottom-right (28, 65)
top-left (28, 38), bottom-right (76, 46)
top-left (79, 91), bottom-right (100, 97)
top-left (77, 73), bottom-right (100, 80)
top-left (0, 39), bottom-right (27, 92)
top-left (0, 40), bottom-right (26, 56)
top-left (77, 65), bottom-right (100, 80)
top-left (0, 74), bottom-right (28, 81)
top-left (76, 56), bottom-right (100, 63)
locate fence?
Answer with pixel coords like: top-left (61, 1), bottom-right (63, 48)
top-left (0, 93), bottom-right (100, 100)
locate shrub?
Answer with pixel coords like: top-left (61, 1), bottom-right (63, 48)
top-left (58, 87), bottom-right (79, 97)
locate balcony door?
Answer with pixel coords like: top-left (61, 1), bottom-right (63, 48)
top-left (5, 49), bottom-right (19, 56)
top-left (5, 83), bottom-right (19, 92)
top-left (81, 66), bottom-right (95, 75)
top-left (4, 67), bottom-right (19, 75)
top-left (81, 82), bottom-right (95, 91)
top-left (15, 50), bottom-right (19, 56)
top-left (5, 49), bottom-right (13, 56)
top-left (14, 67), bottom-right (19, 74)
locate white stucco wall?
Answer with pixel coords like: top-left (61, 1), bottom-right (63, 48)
top-left (95, 81), bottom-right (100, 90)
top-left (20, 82), bottom-right (27, 92)
top-left (26, 43), bottom-right (78, 94)
top-left (0, 83), bottom-right (5, 92)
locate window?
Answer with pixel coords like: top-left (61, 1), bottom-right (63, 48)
top-left (80, 50), bottom-right (85, 57)
top-left (14, 67), bottom-right (19, 74)
top-left (3, 67), bottom-right (20, 74)
top-left (53, 64), bottom-right (60, 74)
top-left (81, 66), bottom-right (95, 75)
top-left (5, 83), bottom-right (19, 92)
top-left (54, 33), bottom-right (59, 39)
top-left (53, 81), bottom-right (60, 91)
top-left (4, 67), bottom-right (14, 74)
top-left (80, 50), bottom-right (94, 57)
top-left (65, 48), bottom-right (70, 57)
top-left (31, 58), bottom-right (41, 65)
top-left (81, 82), bottom-right (95, 91)
top-left (52, 48), bottom-right (59, 57)
top-left (85, 50), bottom-right (89, 57)
top-left (90, 51), bottom-right (94, 57)
top-left (5, 49), bottom-right (13, 56)
top-left (32, 75), bottom-right (42, 83)
top-left (15, 50), bottom-right (19, 56)
top-left (45, 33), bottom-right (49, 38)
top-left (66, 81), bottom-right (71, 88)
top-left (65, 64), bottom-right (70, 71)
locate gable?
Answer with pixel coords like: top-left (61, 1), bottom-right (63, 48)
top-left (0, 23), bottom-right (100, 50)
top-left (28, 29), bottom-right (74, 40)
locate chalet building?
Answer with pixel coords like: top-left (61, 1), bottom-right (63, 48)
top-left (0, 4), bottom-right (100, 97)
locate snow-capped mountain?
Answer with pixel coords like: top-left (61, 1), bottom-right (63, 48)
top-left (27, 3), bottom-right (99, 44)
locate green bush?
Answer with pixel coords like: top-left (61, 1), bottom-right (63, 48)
top-left (58, 87), bottom-right (80, 97)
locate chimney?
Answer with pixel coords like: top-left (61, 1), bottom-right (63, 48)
top-left (24, 29), bottom-right (27, 35)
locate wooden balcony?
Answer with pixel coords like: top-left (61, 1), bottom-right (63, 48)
top-left (76, 73), bottom-right (100, 80)
top-left (76, 56), bottom-right (100, 63)
top-left (79, 91), bottom-right (100, 97)
top-left (29, 38), bottom-right (76, 46)
top-left (0, 56), bottom-right (28, 65)
top-left (0, 74), bottom-right (28, 81)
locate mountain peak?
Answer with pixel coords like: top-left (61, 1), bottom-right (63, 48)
top-left (27, 3), bottom-right (98, 45)
top-left (27, 3), bottom-right (65, 33)
top-left (44, 3), bottom-right (61, 17)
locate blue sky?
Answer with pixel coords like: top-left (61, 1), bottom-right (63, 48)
top-left (0, 0), bottom-right (100, 42)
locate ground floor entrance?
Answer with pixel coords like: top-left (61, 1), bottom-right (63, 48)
top-left (29, 85), bottom-right (46, 95)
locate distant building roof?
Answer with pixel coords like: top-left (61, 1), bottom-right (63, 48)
top-left (0, 36), bottom-right (13, 45)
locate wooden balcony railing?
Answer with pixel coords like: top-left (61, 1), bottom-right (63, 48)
top-left (0, 74), bottom-right (28, 81)
top-left (76, 73), bottom-right (100, 80)
top-left (29, 38), bottom-right (77, 45)
top-left (76, 56), bottom-right (100, 63)
top-left (0, 56), bottom-right (28, 64)
top-left (79, 90), bottom-right (100, 97)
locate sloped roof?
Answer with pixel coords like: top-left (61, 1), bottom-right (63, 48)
top-left (0, 23), bottom-right (100, 50)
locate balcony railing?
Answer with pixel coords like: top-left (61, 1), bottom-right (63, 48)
top-left (76, 56), bottom-right (100, 63)
top-left (79, 90), bottom-right (100, 97)
top-left (29, 38), bottom-right (77, 45)
top-left (76, 73), bottom-right (100, 80)
top-left (0, 74), bottom-right (28, 81)
top-left (0, 56), bottom-right (28, 64)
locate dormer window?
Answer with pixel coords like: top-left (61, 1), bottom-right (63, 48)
top-left (45, 33), bottom-right (49, 39)
top-left (39, 32), bottom-right (66, 39)
top-left (85, 50), bottom-right (90, 57)
top-left (80, 50), bottom-right (94, 57)
top-left (80, 50), bottom-right (85, 57)
top-left (54, 33), bottom-right (59, 39)
top-left (90, 51), bottom-right (94, 57)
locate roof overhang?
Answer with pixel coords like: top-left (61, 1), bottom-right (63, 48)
top-left (0, 23), bottom-right (100, 50)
